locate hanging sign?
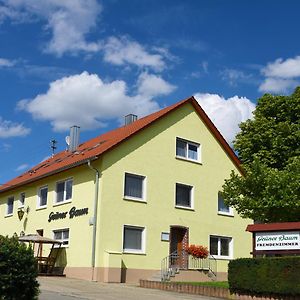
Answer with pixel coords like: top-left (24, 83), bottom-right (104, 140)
top-left (255, 231), bottom-right (300, 251)
top-left (48, 206), bottom-right (88, 222)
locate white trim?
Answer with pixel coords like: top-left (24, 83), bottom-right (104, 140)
top-left (53, 228), bottom-right (70, 248)
top-left (54, 178), bottom-right (73, 205)
top-left (123, 172), bottom-right (147, 203)
top-left (209, 235), bottom-right (233, 259)
top-left (6, 195), bottom-right (14, 216)
top-left (37, 185), bottom-right (48, 209)
top-left (174, 182), bottom-right (194, 210)
top-left (175, 137), bottom-right (201, 163)
top-left (122, 224), bottom-right (146, 254)
top-left (19, 192), bottom-right (25, 208)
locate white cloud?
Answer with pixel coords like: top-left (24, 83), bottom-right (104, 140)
top-left (103, 36), bottom-right (167, 71)
top-left (0, 58), bottom-right (15, 67)
top-left (259, 78), bottom-right (299, 93)
top-left (0, 117), bottom-right (31, 138)
top-left (262, 56), bottom-right (300, 78)
top-left (194, 93), bottom-right (255, 144)
top-left (15, 163), bottom-right (29, 172)
top-left (2, 0), bottom-right (102, 56)
top-left (136, 72), bottom-right (176, 98)
top-left (18, 71), bottom-right (176, 132)
top-left (259, 56), bottom-right (300, 93)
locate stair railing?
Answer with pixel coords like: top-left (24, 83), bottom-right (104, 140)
top-left (188, 254), bottom-right (217, 278)
top-left (161, 250), bottom-right (180, 281)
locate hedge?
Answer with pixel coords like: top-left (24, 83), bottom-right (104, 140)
top-left (228, 257), bottom-right (300, 296)
top-left (0, 235), bottom-right (39, 299)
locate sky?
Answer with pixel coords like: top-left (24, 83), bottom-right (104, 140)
top-left (1, 0), bottom-right (300, 184)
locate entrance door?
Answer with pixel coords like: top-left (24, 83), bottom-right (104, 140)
top-left (169, 226), bottom-right (189, 269)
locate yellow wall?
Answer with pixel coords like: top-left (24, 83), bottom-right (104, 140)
top-left (0, 166), bottom-right (96, 268)
top-left (0, 102), bottom-right (252, 276)
top-left (97, 103), bottom-right (251, 272)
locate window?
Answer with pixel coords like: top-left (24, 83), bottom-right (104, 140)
top-left (38, 186), bottom-right (48, 208)
top-left (124, 173), bottom-right (145, 201)
top-left (176, 138), bottom-right (200, 162)
top-left (175, 183), bottom-right (193, 208)
top-left (53, 229), bottom-right (69, 247)
top-left (56, 179), bottom-right (73, 203)
top-left (210, 236), bottom-right (232, 258)
top-left (218, 192), bottom-right (233, 215)
top-left (123, 225), bottom-right (145, 253)
top-left (6, 196), bottom-right (14, 215)
top-left (19, 192), bottom-right (25, 208)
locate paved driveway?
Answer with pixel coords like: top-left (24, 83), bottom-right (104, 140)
top-left (39, 277), bottom-right (217, 300)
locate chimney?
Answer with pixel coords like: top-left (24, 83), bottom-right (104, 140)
top-left (69, 125), bottom-right (80, 152)
top-left (125, 114), bottom-right (138, 126)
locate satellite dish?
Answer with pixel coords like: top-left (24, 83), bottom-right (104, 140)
top-left (65, 136), bottom-right (70, 146)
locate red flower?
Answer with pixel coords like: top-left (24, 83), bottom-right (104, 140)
top-left (187, 244), bottom-right (209, 259)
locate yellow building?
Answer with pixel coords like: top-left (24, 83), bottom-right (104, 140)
top-left (0, 97), bottom-right (251, 283)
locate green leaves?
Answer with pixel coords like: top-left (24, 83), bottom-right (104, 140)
top-left (0, 235), bottom-right (39, 300)
top-left (223, 88), bottom-right (300, 223)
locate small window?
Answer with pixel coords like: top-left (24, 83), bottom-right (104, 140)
top-left (218, 192), bottom-right (233, 215)
top-left (19, 192), bottom-right (25, 208)
top-left (38, 186), bottom-right (48, 208)
top-left (124, 173), bottom-right (145, 201)
top-left (175, 183), bottom-right (193, 208)
top-left (56, 179), bottom-right (73, 203)
top-left (176, 138), bottom-right (200, 162)
top-left (53, 229), bottom-right (69, 247)
top-left (6, 196), bottom-right (14, 215)
top-left (210, 235), bottom-right (232, 258)
top-left (123, 225), bottom-right (145, 253)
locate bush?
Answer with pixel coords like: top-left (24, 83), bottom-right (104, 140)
top-left (228, 257), bottom-right (300, 296)
top-left (0, 235), bottom-right (39, 299)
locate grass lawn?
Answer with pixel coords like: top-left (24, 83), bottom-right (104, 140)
top-left (173, 281), bottom-right (229, 288)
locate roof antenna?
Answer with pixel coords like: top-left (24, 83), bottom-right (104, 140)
top-left (50, 139), bottom-right (57, 157)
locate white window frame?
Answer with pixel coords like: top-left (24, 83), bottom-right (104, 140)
top-left (123, 172), bottom-right (146, 202)
top-left (53, 228), bottom-right (70, 248)
top-left (19, 192), bottom-right (25, 208)
top-left (6, 196), bottom-right (14, 216)
top-left (122, 225), bottom-right (146, 254)
top-left (176, 137), bottom-right (201, 163)
top-left (209, 235), bottom-right (233, 259)
top-left (37, 185), bottom-right (48, 209)
top-left (54, 178), bottom-right (73, 205)
top-left (217, 192), bottom-right (233, 216)
top-left (175, 182), bottom-right (194, 210)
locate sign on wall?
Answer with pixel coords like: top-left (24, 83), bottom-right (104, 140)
top-left (255, 231), bottom-right (300, 251)
top-left (48, 206), bottom-right (88, 222)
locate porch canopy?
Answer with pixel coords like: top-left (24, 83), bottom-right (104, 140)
top-left (19, 234), bottom-right (62, 274)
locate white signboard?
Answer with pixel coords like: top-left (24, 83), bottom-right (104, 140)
top-left (255, 231), bottom-right (300, 251)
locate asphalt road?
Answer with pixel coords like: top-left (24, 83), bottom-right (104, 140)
top-left (39, 277), bottom-right (217, 300)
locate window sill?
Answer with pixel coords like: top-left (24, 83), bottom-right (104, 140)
top-left (175, 205), bottom-right (195, 211)
top-left (5, 213), bottom-right (13, 218)
top-left (36, 205), bottom-right (47, 211)
top-left (53, 199), bottom-right (72, 207)
top-left (123, 196), bottom-right (147, 203)
top-left (123, 250), bottom-right (146, 255)
top-left (175, 156), bottom-right (202, 165)
top-left (213, 256), bottom-right (233, 260)
top-left (218, 212), bottom-right (234, 217)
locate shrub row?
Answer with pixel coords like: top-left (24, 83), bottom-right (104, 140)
top-left (228, 257), bottom-right (300, 296)
top-left (0, 235), bottom-right (39, 299)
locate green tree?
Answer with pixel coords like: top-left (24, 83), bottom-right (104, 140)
top-left (0, 235), bottom-right (39, 300)
top-left (222, 88), bottom-right (300, 223)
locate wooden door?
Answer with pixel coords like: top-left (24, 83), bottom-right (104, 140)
top-left (170, 226), bottom-right (188, 269)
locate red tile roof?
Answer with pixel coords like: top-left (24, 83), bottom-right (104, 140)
top-left (246, 222), bottom-right (300, 232)
top-left (0, 96), bottom-right (241, 193)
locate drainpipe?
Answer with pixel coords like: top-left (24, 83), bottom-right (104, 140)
top-left (87, 160), bottom-right (100, 281)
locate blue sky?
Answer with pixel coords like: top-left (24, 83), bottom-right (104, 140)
top-left (1, 0), bottom-right (300, 184)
